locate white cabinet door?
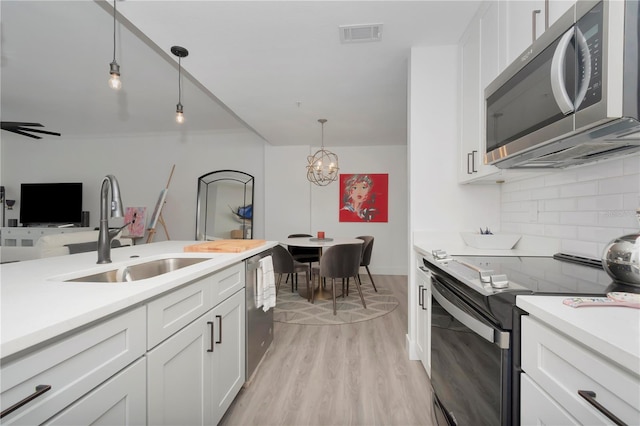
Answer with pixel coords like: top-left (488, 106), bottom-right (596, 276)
top-left (211, 290), bottom-right (246, 425)
top-left (505, 0), bottom-right (546, 65)
top-left (415, 267), bottom-right (431, 376)
top-left (458, 3), bottom-right (500, 183)
top-left (458, 18), bottom-right (482, 182)
top-left (547, 0), bottom-right (576, 29)
top-left (45, 358), bottom-right (146, 426)
top-left (520, 373), bottom-right (578, 425)
top-left (147, 312), bottom-right (215, 426)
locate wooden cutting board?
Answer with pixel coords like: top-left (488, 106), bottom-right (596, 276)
top-left (184, 239), bottom-right (266, 253)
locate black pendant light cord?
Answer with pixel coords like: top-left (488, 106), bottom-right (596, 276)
top-left (112, 0), bottom-right (117, 62)
top-left (178, 56), bottom-right (182, 105)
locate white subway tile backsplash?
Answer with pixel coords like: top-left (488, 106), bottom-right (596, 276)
top-left (578, 226), bottom-right (624, 243)
top-left (623, 154), bottom-right (640, 174)
top-left (560, 211), bottom-right (598, 226)
top-left (598, 210), bottom-right (639, 228)
top-left (577, 194), bottom-right (623, 211)
top-left (538, 212), bottom-right (560, 224)
top-left (559, 181), bottom-right (598, 197)
top-left (530, 186), bottom-right (560, 200)
top-left (598, 174), bottom-right (639, 195)
top-left (543, 198), bottom-right (577, 212)
top-left (501, 157), bottom-right (639, 251)
top-left (544, 224), bottom-right (577, 239)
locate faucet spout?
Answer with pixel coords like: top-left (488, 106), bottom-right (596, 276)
top-left (97, 175), bottom-right (125, 264)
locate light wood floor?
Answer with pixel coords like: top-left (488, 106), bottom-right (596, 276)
top-left (219, 275), bottom-right (436, 426)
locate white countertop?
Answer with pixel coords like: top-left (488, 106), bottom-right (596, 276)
top-left (517, 295), bottom-right (640, 376)
top-left (0, 240), bottom-right (277, 360)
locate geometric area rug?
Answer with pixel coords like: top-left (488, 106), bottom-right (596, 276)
top-left (273, 275), bottom-right (398, 325)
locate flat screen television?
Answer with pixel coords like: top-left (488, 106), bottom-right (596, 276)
top-left (19, 182), bottom-right (83, 226)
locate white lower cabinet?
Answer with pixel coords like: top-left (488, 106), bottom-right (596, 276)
top-left (415, 265), bottom-right (431, 376)
top-left (44, 358), bottom-right (147, 426)
top-left (147, 289), bottom-right (246, 426)
top-left (0, 306), bottom-right (146, 425)
top-left (521, 316), bottom-right (640, 425)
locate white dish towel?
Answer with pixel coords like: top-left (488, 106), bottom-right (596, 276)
top-left (257, 255), bottom-right (276, 311)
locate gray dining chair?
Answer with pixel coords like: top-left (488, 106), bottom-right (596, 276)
top-left (286, 233), bottom-right (320, 290)
top-left (356, 235), bottom-right (378, 292)
top-left (312, 243), bottom-right (366, 315)
top-left (272, 244), bottom-right (311, 301)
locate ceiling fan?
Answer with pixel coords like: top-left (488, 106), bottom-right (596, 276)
top-left (0, 122), bottom-right (61, 139)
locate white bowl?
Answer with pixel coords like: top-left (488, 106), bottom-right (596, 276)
top-left (460, 233), bottom-right (521, 250)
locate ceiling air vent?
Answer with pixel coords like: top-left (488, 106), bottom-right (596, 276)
top-left (339, 24), bottom-right (383, 43)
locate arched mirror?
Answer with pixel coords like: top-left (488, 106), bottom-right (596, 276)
top-left (195, 170), bottom-right (254, 240)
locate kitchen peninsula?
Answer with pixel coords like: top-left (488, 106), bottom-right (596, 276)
top-left (0, 240), bottom-right (277, 425)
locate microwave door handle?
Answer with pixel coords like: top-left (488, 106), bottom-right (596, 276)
top-left (574, 28), bottom-right (592, 109)
top-left (550, 28), bottom-right (576, 115)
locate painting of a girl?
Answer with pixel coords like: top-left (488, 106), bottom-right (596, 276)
top-left (339, 174), bottom-right (388, 222)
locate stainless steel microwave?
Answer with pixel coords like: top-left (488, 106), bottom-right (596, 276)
top-left (485, 0), bottom-right (640, 169)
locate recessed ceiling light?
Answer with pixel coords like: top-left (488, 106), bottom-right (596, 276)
top-left (339, 24), bottom-right (383, 43)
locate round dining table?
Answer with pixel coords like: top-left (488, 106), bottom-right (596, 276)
top-left (279, 237), bottom-right (363, 301)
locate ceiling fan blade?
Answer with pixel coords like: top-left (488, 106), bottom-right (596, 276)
top-left (3, 128), bottom-right (42, 139)
top-left (1, 121), bottom-right (60, 138)
top-left (16, 127), bottom-right (61, 137)
top-left (1, 121), bottom-right (43, 128)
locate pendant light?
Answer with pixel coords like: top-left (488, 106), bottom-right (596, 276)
top-left (108, 0), bottom-right (121, 90)
top-left (171, 46), bottom-right (189, 124)
top-left (306, 119), bottom-right (339, 186)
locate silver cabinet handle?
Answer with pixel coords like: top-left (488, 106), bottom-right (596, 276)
top-left (0, 384), bottom-right (52, 419)
top-left (418, 284), bottom-right (424, 307)
top-left (578, 390), bottom-right (627, 426)
top-left (532, 9), bottom-right (541, 43)
top-left (544, 0), bottom-right (549, 30)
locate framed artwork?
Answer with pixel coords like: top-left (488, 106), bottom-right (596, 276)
top-left (123, 207), bottom-right (146, 238)
top-left (339, 173), bottom-right (388, 223)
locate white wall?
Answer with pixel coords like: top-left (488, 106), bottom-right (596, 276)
top-left (501, 154), bottom-right (640, 259)
top-left (265, 144), bottom-right (408, 275)
top-left (0, 129), bottom-right (266, 241)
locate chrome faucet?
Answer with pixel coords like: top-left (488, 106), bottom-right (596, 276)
top-left (97, 175), bottom-right (125, 264)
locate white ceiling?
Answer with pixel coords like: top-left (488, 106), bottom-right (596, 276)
top-left (1, 1), bottom-right (481, 147)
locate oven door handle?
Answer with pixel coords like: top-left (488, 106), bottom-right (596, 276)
top-left (433, 283), bottom-right (510, 349)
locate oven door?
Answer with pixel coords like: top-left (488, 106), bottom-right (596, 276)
top-left (430, 276), bottom-right (511, 426)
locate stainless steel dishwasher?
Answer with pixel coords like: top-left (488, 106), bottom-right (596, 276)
top-left (245, 250), bottom-right (274, 382)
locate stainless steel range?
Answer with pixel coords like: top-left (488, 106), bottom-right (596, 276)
top-left (422, 250), bottom-right (638, 425)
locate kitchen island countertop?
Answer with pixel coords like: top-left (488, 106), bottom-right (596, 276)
top-left (0, 240), bottom-right (277, 360)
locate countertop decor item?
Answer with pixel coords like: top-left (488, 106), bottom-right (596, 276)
top-left (184, 239), bottom-right (266, 253)
top-left (602, 233), bottom-right (640, 286)
top-left (460, 232), bottom-right (521, 250)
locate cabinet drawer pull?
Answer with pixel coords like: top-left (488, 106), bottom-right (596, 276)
top-left (471, 150), bottom-right (477, 173)
top-left (578, 390), bottom-right (627, 426)
top-left (216, 315), bottom-right (222, 344)
top-left (421, 287), bottom-right (428, 310)
top-left (0, 384), bottom-right (52, 419)
top-left (467, 152), bottom-right (473, 174)
top-left (207, 321), bottom-right (214, 352)
top-left (418, 284), bottom-right (424, 307)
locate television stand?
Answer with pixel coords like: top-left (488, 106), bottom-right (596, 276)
top-left (1, 227), bottom-right (92, 247)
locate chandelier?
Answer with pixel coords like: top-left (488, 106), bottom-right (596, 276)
top-left (307, 119), bottom-right (339, 186)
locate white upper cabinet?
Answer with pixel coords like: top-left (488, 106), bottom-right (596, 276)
top-left (458, 2), bottom-right (501, 183)
top-left (504, 0), bottom-right (576, 66)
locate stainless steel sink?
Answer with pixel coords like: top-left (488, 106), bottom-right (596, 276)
top-left (65, 257), bottom-right (209, 283)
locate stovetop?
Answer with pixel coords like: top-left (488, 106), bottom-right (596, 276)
top-left (423, 251), bottom-right (639, 330)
